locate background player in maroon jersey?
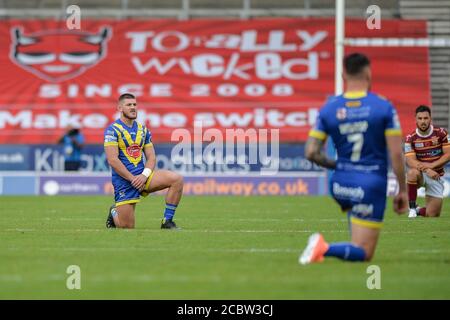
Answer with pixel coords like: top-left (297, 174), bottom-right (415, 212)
top-left (405, 105), bottom-right (450, 218)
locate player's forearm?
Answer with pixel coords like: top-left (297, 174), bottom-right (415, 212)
top-left (107, 158), bottom-right (134, 181)
top-left (429, 153), bottom-right (450, 169)
top-left (305, 137), bottom-right (336, 169)
top-left (405, 156), bottom-right (423, 170)
top-left (144, 158), bottom-right (156, 171)
top-left (143, 146), bottom-right (156, 172)
top-left (307, 152), bottom-right (336, 169)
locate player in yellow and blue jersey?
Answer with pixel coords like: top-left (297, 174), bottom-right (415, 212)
top-left (104, 93), bottom-right (184, 229)
top-left (299, 53), bottom-right (408, 264)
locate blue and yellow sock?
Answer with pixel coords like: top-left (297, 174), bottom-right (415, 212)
top-left (324, 242), bottom-right (366, 261)
top-left (164, 203), bottom-right (177, 221)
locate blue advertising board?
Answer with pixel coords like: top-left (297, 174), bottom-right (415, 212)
top-left (39, 175), bottom-right (112, 196)
top-left (36, 173), bottom-right (326, 197)
top-left (0, 174), bottom-right (36, 195)
top-left (1, 172), bottom-right (450, 197)
top-left (0, 146), bottom-right (31, 170)
top-left (1, 143), bottom-right (324, 173)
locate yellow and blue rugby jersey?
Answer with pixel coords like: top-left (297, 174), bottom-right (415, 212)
top-left (309, 91), bottom-right (402, 175)
top-left (103, 119), bottom-right (153, 177)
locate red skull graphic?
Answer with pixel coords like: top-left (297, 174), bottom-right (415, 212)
top-left (10, 26), bottom-right (111, 82)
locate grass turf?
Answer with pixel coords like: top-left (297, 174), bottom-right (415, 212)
top-left (0, 195), bottom-right (449, 299)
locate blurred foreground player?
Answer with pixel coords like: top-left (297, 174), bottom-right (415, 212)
top-left (299, 53), bottom-right (408, 264)
top-left (104, 93), bottom-right (184, 229)
top-left (405, 105), bottom-right (450, 218)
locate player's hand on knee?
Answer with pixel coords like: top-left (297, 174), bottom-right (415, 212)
top-left (417, 163), bottom-right (432, 171)
top-left (425, 168), bottom-right (440, 180)
top-left (131, 174), bottom-right (147, 191)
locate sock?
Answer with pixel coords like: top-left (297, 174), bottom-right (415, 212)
top-left (111, 207), bottom-right (118, 218)
top-left (407, 182), bottom-right (417, 209)
top-left (418, 207), bottom-right (427, 217)
top-left (164, 203), bottom-right (177, 221)
top-left (324, 242), bottom-right (366, 261)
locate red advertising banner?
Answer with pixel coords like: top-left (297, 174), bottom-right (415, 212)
top-left (0, 18), bottom-right (430, 144)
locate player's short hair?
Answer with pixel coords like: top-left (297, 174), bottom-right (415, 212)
top-left (118, 93), bottom-right (136, 102)
top-left (344, 53), bottom-right (370, 76)
top-left (415, 105), bottom-right (431, 115)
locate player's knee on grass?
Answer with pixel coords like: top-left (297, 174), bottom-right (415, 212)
top-left (426, 207), bottom-right (441, 217)
top-left (115, 216), bottom-right (135, 229)
top-left (350, 240), bottom-right (373, 261)
top-left (351, 226), bottom-right (379, 262)
top-left (428, 212), bottom-right (440, 218)
top-left (426, 197), bottom-right (443, 217)
top-left (407, 168), bottom-right (421, 182)
top-left (115, 205), bottom-right (135, 228)
top-left (352, 243), bottom-right (374, 261)
top-left (118, 222), bottom-right (135, 229)
top-left (364, 248), bottom-right (375, 262)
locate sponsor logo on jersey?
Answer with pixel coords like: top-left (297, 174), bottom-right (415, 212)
top-left (104, 135), bottom-right (116, 143)
top-left (352, 204), bottom-right (374, 216)
top-left (336, 108), bottom-right (347, 120)
top-left (345, 101), bottom-right (361, 108)
top-left (404, 143), bottom-right (412, 153)
top-left (338, 121), bottom-right (368, 134)
top-left (432, 137), bottom-right (439, 146)
top-left (418, 149), bottom-right (442, 157)
top-left (126, 143), bottom-right (141, 158)
top-left (332, 182), bottom-right (365, 201)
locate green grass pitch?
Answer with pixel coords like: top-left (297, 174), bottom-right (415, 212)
top-left (1, 195), bottom-right (449, 299)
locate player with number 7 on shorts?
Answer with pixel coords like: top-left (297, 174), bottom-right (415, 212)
top-left (299, 53), bottom-right (408, 264)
